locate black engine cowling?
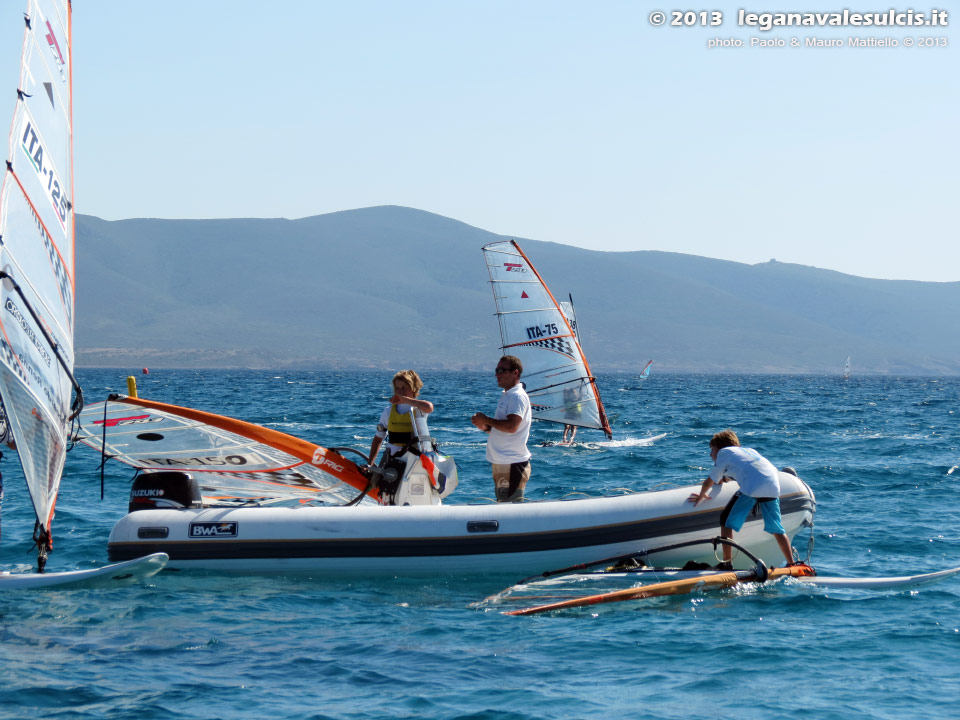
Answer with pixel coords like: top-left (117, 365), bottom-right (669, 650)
top-left (128, 471), bottom-right (202, 512)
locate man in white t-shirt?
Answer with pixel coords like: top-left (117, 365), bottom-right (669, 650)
top-left (688, 429), bottom-right (795, 568)
top-left (471, 355), bottom-right (532, 502)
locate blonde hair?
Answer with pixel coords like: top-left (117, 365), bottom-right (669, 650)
top-left (392, 369), bottom-right (423, 397)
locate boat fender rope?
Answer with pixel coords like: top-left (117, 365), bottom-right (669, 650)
top-left (802, 518), bottom-right (815, 563)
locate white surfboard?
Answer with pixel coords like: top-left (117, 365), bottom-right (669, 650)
top-left (0, 553), bottom-right (168, 590)
top-left (795, 565), bottom-right (960, 590)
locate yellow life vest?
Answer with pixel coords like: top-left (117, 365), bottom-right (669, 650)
top-left (387, 405), bottom-right (414, 446)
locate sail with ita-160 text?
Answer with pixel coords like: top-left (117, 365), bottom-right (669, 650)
top-left (0, 0), bottom-right (84, 571)
top-left (482, 240), bottom-right (612, 439)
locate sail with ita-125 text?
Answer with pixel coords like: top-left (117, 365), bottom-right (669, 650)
top-left (0, 0), bottom-right (82, 570)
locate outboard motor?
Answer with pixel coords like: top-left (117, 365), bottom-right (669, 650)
top-left (392, 454), bottom-right (440, 507)
top-left (129, 471), bottom-right (202, 512)
top-left (388, 451), bottom-right (459, 506)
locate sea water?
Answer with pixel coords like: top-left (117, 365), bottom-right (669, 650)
top-left (0, 370), bottom-right (958, 720)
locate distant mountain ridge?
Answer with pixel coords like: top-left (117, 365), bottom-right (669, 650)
top-left (75, 206), bottom-right (960, 374)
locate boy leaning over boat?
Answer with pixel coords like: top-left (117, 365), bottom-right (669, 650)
top-left (688, 429), bottom-right (795, 568)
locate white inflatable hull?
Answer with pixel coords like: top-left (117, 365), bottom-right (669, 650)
top-left (108, 474), bottom-right (815, 577)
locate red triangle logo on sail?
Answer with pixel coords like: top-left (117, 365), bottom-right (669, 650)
top-left (521, 291), bottom-right (529, 298)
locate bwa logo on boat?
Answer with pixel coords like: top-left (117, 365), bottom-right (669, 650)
top-left (189, 522), bottom-right (238, 538)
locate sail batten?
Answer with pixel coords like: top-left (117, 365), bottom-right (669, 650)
top-left (496, 308), bottom-right (565, 315)
top-left (481, 240), bottom-right (612, 439)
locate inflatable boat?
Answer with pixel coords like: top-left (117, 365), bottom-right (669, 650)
top-left (82, 396), bottom-right (816, 577)
top-left (106, 472), bottom-right (814, 576)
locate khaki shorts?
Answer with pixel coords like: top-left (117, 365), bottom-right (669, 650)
top-left (492, 461), bottom-right (531, 503)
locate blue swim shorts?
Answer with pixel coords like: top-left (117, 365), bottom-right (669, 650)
top-left (721, 491), bottom-right (785, 534)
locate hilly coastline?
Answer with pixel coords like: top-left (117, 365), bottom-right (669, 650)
top-left (76, 206), bottom-right (960, 374)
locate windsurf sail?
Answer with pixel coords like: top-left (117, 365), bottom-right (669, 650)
top-left (639, 360), bottom-right (653, 379)
top-left (559, 294), bottom-right (579, 343)
top-left (842, 356), bottom-right (851, 379)
top-left (77, 396), bottom-right (380, 506)
top-left (482, 240), bottom-right (612, 439)
top-left (0, 0), bottom-right (81, 570)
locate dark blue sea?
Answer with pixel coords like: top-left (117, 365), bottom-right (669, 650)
top-left (1, 370), bottom-right (958, 720)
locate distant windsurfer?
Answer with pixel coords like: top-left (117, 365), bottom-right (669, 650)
top-left (688, 429), bottom-right (795, 568)
top-left (561, 385), bottom-right (581, 445)
top-left (471, 355), bottom-right (532, 502)
top-left (368, 370), bottom-right (433, 505)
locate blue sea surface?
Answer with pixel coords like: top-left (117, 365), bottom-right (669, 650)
top-left (1, 370), bottom-right (958, 719)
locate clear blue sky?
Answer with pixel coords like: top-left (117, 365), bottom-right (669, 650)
top-left (4, 1), bottom-right (956, 281)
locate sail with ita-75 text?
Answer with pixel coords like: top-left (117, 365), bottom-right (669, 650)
top-left (481, 240), bottom-right (612, 439)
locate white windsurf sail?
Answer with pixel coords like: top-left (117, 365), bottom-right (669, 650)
top-left (559, 294), bottom-right (580, 343)
top-left (0, 0), bottom-right (81, 570)
top-left (77, 396), bottom-right (379, 507)
top-left (482, 240), bottom-right (612, 439)
top-left (842, 356), bottom-right (851, 379)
